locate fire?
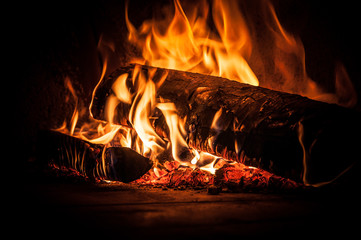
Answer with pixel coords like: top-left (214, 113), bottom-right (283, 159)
top-left (126, 0), bottom-right (258, 86)
top-left (126, 0), bottom-right (356, 106)
top-left (56, 59), bottom-right (225, 178)
top-left (53, 0), bottom-right (357, 187)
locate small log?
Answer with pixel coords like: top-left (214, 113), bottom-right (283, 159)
top-left (37, 130), bottom-right (153, 183)
top-left (91, 64), bottom-right (361, 185)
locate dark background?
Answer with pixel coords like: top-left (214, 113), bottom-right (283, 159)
top-left (13, 0), bottom-right (360, 168)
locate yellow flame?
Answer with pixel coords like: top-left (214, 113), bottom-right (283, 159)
top-left (128, 68), bottom-right (165, 157)
top-left (112, 73), bottom-right (132, 104)
top-left (157, 102), bottom-right (188, 162)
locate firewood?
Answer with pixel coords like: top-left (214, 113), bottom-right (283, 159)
top-left (37, 130), bottom-right (153, 183)
top-left (90, 64), bottom-right (361, 185)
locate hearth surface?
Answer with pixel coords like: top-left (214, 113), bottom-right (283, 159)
top-left (19, 167), bottom-right (359, 239)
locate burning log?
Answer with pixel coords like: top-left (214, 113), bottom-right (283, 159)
top-left (37, 130), bottom-right (153, 183)
top-left (91, 64), bottom-right (361, 185)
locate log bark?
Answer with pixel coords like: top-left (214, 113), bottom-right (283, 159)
top-left (91, 64), bottom-right (361, 185)
top-left (37, 130), bottom-right (153, 183)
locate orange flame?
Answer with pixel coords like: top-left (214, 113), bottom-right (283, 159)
top-left (126, 0), bottom-right (356, 107)
top-left (126, 0), bottom-right (258, 86)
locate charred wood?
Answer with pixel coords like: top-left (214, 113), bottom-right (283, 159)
top-left (91, 64), bottom-right (361, 185)
top-left (37, 130), bottom-right (153, 183)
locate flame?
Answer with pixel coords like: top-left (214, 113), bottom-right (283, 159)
top-left (126, 0), bottom-right (356, 107)
top-left (55, 61), bottom-right (229, 178)
top-left (55, 60), bottom-right (121, 146)
top-left (112, 73), bottom-right (132, 104)
top-left (127, 66), bottom-right (166, 157)
top-left (262, 1), bottom-right (312, 95)
top-left (126, 0), bottom-right (258, 86)
top-left (54, 0), bottom-right (357, 185)
top-left (55, 0), bottom-right (263, 180)
top-left (156, 102), bottom-right (189, 163)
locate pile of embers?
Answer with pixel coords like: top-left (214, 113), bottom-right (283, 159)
top-left (134, 160), bottom-right (305, 193)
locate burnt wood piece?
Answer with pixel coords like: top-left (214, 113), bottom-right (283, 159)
top-left (214, 164), bottom-right (306, 193)
top-left (91, 64), bottom-right (361, 184)
top-left (37, 130), bottom-right (153, 183)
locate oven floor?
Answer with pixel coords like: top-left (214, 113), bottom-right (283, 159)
top-left (20, 173), bottom-right (359, 239)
